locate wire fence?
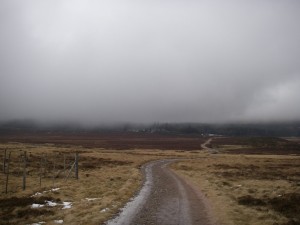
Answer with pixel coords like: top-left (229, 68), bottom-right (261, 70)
top-left (1, 149), bottom-right (79, 194)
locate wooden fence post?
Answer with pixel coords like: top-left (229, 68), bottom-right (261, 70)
top-left (18, 154), bottom-right (22, 176)
top-left (64, 154), bottom-right (66, 178)
top-left (44, 154), bottom-right (47, 177)
top-left (5, 151), bottom-right (11, 194)
top-left (75, 152), bottom-right (79, 180)
top-left (52, 157), bottom-right (56, 187)
top-left (39, 157), bottom-right (43, 188)
top-left (22, 151), bottom-right (27, 191)
top-left (3, 149), bottom-right (7, 174)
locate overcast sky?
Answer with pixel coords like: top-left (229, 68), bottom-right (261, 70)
top-left (0, 0), bottom-right (299, 124)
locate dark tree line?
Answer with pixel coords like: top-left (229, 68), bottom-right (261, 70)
top-left (0, 120), bottom-right (300, 137)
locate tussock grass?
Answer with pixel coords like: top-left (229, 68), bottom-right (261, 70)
top-left (171, 153), bottom-right (300, 225)
top-left (0, 143), bottom-right (196, 225)
top-left (4, 138), bottom-right (298, 225)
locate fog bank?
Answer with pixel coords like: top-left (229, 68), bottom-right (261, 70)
top-left (1, 0), bottom-right (299, 124)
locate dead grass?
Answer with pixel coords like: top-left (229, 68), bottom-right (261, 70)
top-left (2, 137), bottom-right (300, 225)
top-left (0, 142), bottom-right (198, 225)
top-left (171, 154), bottom-right (300, 225)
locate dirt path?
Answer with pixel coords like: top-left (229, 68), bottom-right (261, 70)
top-left (201, 138), bottom-right (213, 150)
top-left (106, 159), bottom-right (216, 225)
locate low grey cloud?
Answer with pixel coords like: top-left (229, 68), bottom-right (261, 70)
top-left (0, 0), bottom-right (299, 124)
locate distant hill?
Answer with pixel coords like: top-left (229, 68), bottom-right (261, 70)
top-left (0, 120), bottom-right (299, 137)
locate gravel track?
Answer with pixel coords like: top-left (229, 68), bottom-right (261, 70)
top-left (106, 159), bottom-right (216, 225)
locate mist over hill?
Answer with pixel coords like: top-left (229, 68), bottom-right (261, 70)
top-left (0, 120), bottom-right (299, 137)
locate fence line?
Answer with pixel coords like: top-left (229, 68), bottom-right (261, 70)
top-left (5, 151), bottom-right (11, 194)
top-left (2, 150), bottom-right (79, 194)
top-left (22, 151), bottom-right (27, 191)
top-left (3, 149), bottom-right (7, 174)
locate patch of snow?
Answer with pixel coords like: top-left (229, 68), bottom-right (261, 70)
top-left (30, 222), bottom-right (46, 225)
top-left (85, 198), bottom-right (100, 201)
top-left (101, 208), bottom-right (109, 213)
top-left (31, 204), bottom-right (44, 208)
top-left (38, 188), bottom-right (60, 195)
top-left (51, 188), bottom-right (60, 192)
top-left (32, 200), bottom-right (71, 209)
top-left (46, 201), bottom-right (58, 207)
top-left (62, 202), bottom-right (72, 209)
top-left (54, 220), bottom-right (63, 224)
top-left (31, 192), bottom-right (42, 197)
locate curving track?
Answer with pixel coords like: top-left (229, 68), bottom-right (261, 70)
top-left (106, 159), bottom-right (215, 225)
